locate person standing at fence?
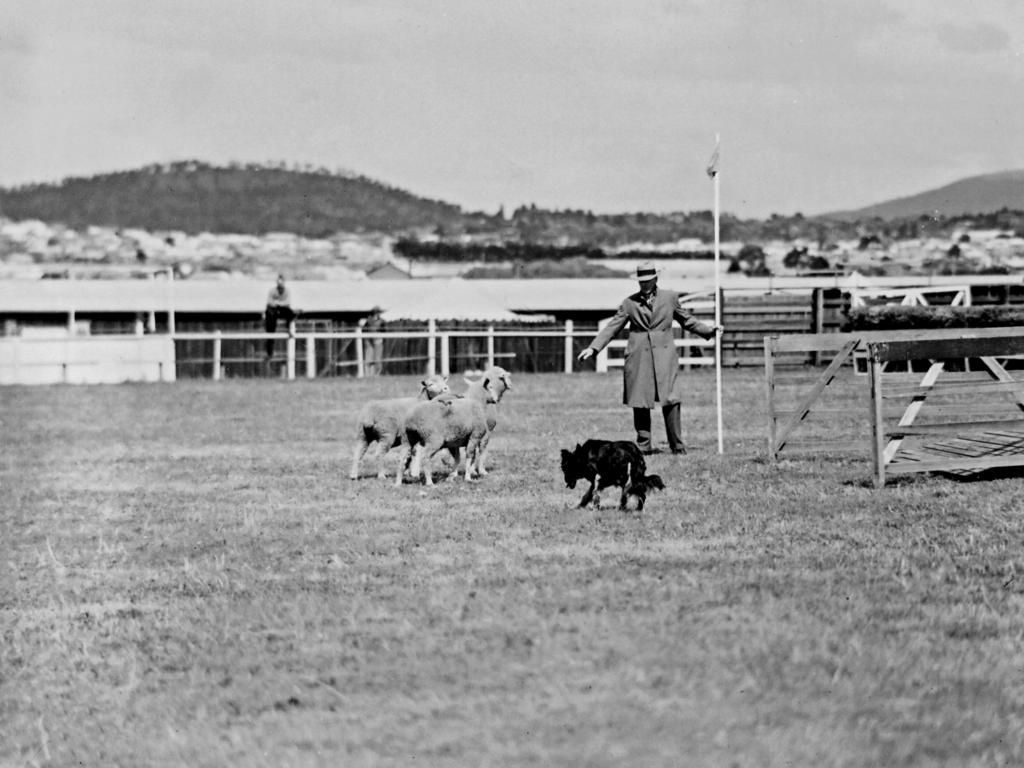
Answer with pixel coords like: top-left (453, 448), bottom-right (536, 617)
top-left (263, 274), bottom-right (299, 360)
top-left (577, 261), bottom-right (723, 455)
top-left (361, 306), bottom-right (386, 376)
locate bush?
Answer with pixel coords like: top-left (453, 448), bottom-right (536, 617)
top-left (843, 304), bottom-right (1024, 331)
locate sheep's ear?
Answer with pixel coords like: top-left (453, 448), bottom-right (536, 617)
top-left (575, 442), bottom-right (582, 451)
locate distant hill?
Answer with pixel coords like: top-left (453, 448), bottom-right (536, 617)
top-left (3, 161), bottom-right (1023, 247)
top-left (0, 161), bottom-right (485, 237)
top-left (824, 170), bottom-right (1024, 221)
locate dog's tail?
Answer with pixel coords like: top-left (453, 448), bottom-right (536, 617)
top-left (637, 473), bottom-right (665, 493)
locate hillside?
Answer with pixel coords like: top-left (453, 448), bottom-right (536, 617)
top-left (825, 169), bottom-right (1024, 221)
top-left (2, 162), bottom-right (1023, 249)
top-left (0, 161), bottom-right (481, 237)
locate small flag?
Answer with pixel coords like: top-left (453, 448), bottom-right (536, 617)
top-left (706, 138), bottom-right (720, 178)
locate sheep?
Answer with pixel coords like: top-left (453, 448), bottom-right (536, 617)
top-left (349, 374), bottom-right (450, 480)
top-left (467, 365), bottom-right (512, 476)
top-left (395, 373), bottom-right (499, 487)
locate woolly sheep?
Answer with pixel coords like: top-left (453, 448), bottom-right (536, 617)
top-left (396, 374), bottom-right (499, 487)
top-left (349, 374), bottom-right (450, 480)
top-left (467, 365), bottom-right (511, 476)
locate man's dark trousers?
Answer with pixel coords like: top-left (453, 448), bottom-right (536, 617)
top-left (633, 402), bottom-right (685, 454)
top-left (264, 306), bottom-right (297, 358)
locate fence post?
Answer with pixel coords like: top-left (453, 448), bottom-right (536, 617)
top-left (810, 288), bottom-right (824, 365)
top-left (306, 336), bottom-right (316, 379)
top-left (487, 325), bottom-right (495, 369)
top-left (286, 321), bottom-right (296, 380)
top-left (427, 319), bottom-right (437, 375)
top-left (355, 325), bottom-right (365, 378)
top-left (212, 330), bottom-right (222, 381)
top-left (440, 333), bottom-right (450, 376)
top-left (564, 319), bottom-right (573, 373)
top-left (764, 335), bottom-right (776, 459)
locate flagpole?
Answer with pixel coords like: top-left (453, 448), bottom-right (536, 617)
top-left (711, 134), bottom-right (724, 454)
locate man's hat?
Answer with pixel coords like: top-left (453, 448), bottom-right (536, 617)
top-left (633, 261), bottom-right (661, 281)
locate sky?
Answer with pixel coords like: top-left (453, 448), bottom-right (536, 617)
top-left (2, 0), bottom-right (1023, 219)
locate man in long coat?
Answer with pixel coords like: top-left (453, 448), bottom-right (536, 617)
top-left (578, 262), bottom-right (722, 454)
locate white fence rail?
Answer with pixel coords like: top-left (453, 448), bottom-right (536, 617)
top-left (172, 317), bottom-right (718, 380)
top-left (0, 335), bottom-right (175, 385)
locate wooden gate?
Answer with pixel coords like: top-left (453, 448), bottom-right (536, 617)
top-left (764, 327), bottom-right (1024, 460)
top-left (868, 331), bottom-right (1024, 486)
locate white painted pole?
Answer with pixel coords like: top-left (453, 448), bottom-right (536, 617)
top-left (213, 330), bottom-right (222, 381)
top-left (712, 134), bottom-right (724, 454)
top-left (167, 268), bottom-right (176, 335)
top-left (440, 333), bottom-right (451, 377)
top-left (595, 317), bottom-right (610, 373)
top-left (427, 319), bottom-right (437, 375)
top-left (564, 319), bottom-right (574, 373)
top-left (286, 321), bottom-right (296, 380)
top-left (486, 325), bottom-right (495, 368)
top-left (306, 336), bottom-right (316, 379)
top-left (355, 325), bottom-right (365, 378)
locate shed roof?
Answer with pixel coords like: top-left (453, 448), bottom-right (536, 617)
top-left (1, 274), bottom-right (1020, 320)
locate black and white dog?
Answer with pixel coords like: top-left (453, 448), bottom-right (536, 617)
top-left (560, 439), bottom-right (665, 511)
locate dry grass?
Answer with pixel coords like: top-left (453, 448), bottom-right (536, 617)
top-left (2, 370), bottom-right (1023, 767)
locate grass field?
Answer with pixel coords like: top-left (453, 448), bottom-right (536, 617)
top-left (3, 369), bottom-right (1023, 767)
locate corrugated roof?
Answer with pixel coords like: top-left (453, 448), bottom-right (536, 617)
top-left (1, 274), bottom-right (1020, 320)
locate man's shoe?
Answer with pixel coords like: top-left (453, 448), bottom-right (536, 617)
top-left (640, 447), bottom-right (662, 455)
top-left (671, 448), bottom-right (687, 455)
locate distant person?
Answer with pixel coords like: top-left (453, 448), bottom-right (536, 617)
top-left (263, 274), bottom-right (298, 360)
top-left (577, 262), bottom-right (723, 455)
top-left (361, 306), bottom-right (386, 376)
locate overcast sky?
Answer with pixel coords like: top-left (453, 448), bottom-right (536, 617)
top-left (2, 0), bottom-right (1022, 218)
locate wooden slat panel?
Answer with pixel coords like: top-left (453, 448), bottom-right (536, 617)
top-left (776, 440), bottom-right (867, 454)
top-left (889, 419), bottom-right (1024, 436)
top-left (773, 408), bottom-right (865, 417)
top-left (887, 454), bottom-right (1024, 474)
top-left (872, 335), bottom-right (1024, 362)
top-left (882, 378), bottom-right (1024, 398)
top-left (770, 326), bottom-right (1024, 354)
top-left (882, 406), bottom-right (1024, 419)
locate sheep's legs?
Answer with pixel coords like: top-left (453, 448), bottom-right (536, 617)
top-left (372, 431), bottom-right (398, 479)
top-left (445, 447), bottom-right (463, 481)
top-left (394, 444), bottom-right (415, 487)
top-left (419, 439), bottom-right (447, 486)
top-left (350, 438), bottom-right (371, 480)
top-left (464, 441), bottom-right (479, 482)
top-left (475, 434), bottom-right (491, 476)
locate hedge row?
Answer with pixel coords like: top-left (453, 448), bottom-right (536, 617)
top-left (843, 305), bottom-right (1024, 331)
